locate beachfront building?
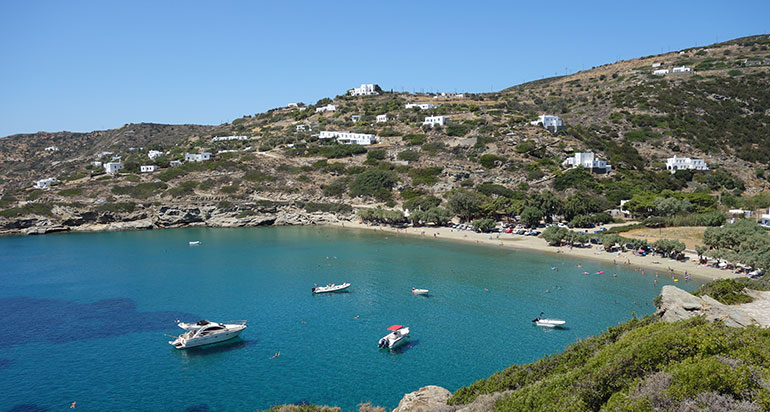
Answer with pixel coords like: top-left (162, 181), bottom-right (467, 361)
top-left (319, 131), bottom-right (378, 145)
top-left (562, 152), bottom-right (612, 173)
top-left (349, 84), bottom-right (378, 96)
top-left (405, 103), bottom-right (436, 110)
top-left (33, 178), bottom-right (57, 189)
top-left (185, 152), bottom-right (211, 162)
top-left (423, 115), bottom-right (448, 127)
top-left (140, 165), bottom-right (158, 173)
top-left (673, 66), bottom-right (692, 73)
top-left (315, 104), bottom-right (337, 113)
top-left (169, 160), bottom-right (182, 167)
top-left (665, 156), bottom-right (709, 173)
top-left (212, 135), bottom-right (249, 142)
top-left (653, 69), bottom-right (670, 75)
top-left (103, 162), bottom-right (124, 174)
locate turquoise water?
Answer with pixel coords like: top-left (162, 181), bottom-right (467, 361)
top-left (0, 226), bottom-right (700, 411)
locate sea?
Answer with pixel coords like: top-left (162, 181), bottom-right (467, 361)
top-left (0, 226), bottom-right (701, 412)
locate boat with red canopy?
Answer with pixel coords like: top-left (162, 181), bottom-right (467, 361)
top-left (378, 324), bottom-right (410, 349)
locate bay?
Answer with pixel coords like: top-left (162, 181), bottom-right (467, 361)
top-left (0, 226), bottom-right (700, 411)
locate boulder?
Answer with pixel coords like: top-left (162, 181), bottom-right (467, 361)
top-left (393, 386), bottom-right (452, 412)
top-left (655, 285), bottom-right (759, 327)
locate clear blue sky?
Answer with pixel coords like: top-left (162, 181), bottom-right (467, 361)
top-left (1, 0), bottom-right (768, 137)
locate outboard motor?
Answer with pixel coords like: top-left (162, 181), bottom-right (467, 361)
top-left (378, 338), bottom-right (388, 348)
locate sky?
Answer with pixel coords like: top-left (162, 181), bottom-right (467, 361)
top-left (1, 0), bottom-right (768, 137)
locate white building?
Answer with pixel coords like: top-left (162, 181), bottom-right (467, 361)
top-left (169, 160), bottom-right (182, 167)
top-left (44, 146), bottom-right (59, 152)
top-left (530, 114), bottom-right (563, 129)
top-left (562, 152), bottom-right (612, 173)
top-left (652, 62), bottom-right (662, 68)
top-left (434, 92), bottom-right (464, 98)
top-left (212, 135), bottom-right (249, 142)
top-left (351, 115), bottom-right (362, 122)
top-left (148, 150), bottom-right (165, 160)
top-left (761, 210), bottom-right (770, 228)
top-left (33, 178), bottom-right (57, 189)
top-left (319, 131), bottom-right (378, 145)
top-left (287, 102), bottom-right (303, 108)
top-left (140, 165), bottom-right (158, 173)
top-left (97, 151), bottom-right (113, 158)
top-left (185, 152), bottom-right (211, 162)
top-left (672, 66), bottom-right (692, 73)
top-left (103, 162), bottom-right (124, 174)
top-left (376, 114), bottom-right (392, 123)
top-left (405, 103), bottom-right (436, 110)
top-left (349, 84), bottom-right (378, 96)
top-left (423, 116), bottom-right (448, 127)
top-left (90, 161), bottom-right (103, 167)
top-left (653, 69), bottom-right (670, 75)
top-left (665, 156), bottom-right (709, 173)
top-left (315, 104), bottom-right (337, 113)
top-left (296, 124), bottom-right (311, 132)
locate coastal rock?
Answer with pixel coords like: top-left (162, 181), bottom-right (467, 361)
top-left (156, 206), bottom-right (206, 227)
top-left (73, 219), bottom-right (155, 232)
top-left (454, 391), bottom-right (514, 412)
top-left (655, 285), bottom-right (759, 327)
top-left (393, 386), bottom-right (451, 412)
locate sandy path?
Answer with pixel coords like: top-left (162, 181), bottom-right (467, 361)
top-left (326, 221), bottom-right (741, 282)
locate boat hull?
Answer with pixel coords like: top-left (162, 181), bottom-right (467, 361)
top-left (312, 283), bottom-right (351, 293)
top-left (535, 319), bottom-right (566, 328)
top-left (169, 325), bottom-right (246, 349)
top-left (411, 289), bottom-right (429, 295)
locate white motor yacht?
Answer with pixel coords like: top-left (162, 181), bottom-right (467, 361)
top-left (411, 288), bottom-right (429, 295)
top-left (378, 325), bottom-right (410, 349)
top-left (189, 241), bottom-right (201, 245)
top-left (168, 320), bottom-right (247, 349)
top-left (532, 312), bottom-right (566, 328)
top-left (312, 282), bottom-right (351, 293)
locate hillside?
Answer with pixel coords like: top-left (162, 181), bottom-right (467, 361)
top-left (1, 35), bottom-right (769, 234)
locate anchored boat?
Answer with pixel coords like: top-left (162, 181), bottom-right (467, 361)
top-left (411, 288), bottom-right (429, 295)
top-left (312, 282), bottom-right (351, 293)
top-left (168, 320), bottom-right (247, 349)
top-left (378, 324), bottom-right (410, 349)
top-left (532, 312), bottom-right (566, 328)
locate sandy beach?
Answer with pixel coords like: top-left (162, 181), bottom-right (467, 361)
top-left (327, 221), bottom-right (741, 282)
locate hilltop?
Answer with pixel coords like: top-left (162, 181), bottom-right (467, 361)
top-left (1, 34), bottom-right (769, 234)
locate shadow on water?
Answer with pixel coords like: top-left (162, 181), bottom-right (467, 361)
top-left (181, 405), bottom-right (212, 412)
top-left (0, 297), bottom-right (197, 348)
top-left (0, 358), bottom-right (11, 369)
top-left (8, 405), bottom-right (49, 412)
top-left (174, 338), bottom-right (256, 358)
top-left (388, 339), bottom-right (420, 354)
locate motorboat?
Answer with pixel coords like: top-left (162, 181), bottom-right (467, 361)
top-left (532, 312), bottom-right (566, 328)
top-left (189, 241), bottom-right (201, 245)
top-left (312, 282), bottom-right (350, 293)
top-left (168, 320), bottom-right (247, 349)
top-left (411, 288), bottom-right (429, 295)
top-left (378, 324), bottom-right (410, 349)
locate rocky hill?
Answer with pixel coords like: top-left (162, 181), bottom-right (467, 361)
top-left (1, 35), bottom-right (769, 234)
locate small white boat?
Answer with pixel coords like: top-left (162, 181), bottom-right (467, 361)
top-left (532, 312), bottom-right (566, 328)
top-left (378, 325), bottom-right (410, 349)
top-left (168, 320), bottom-right (247, 349)
top-left (312, 282), bottom-right (351, 294)
top-left (411, 288), bottom-right (429, 295)
top-left (189, 241), bottom-right (201, 245)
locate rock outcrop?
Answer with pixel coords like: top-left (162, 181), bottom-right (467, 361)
top-left (393, 386), bottom-right (452, 412)
top-left (655, 285), bottom-right (759, 328)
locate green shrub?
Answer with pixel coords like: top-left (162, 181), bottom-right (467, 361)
top-left (302, 202), bottom-right (353, 214)
top-left (409, 167), bottom-right (442, 185)
top-left (402, 134), bottom-right (427, 145)
top-left (167, 181), bottom-right (198, 197)
top-left (111, 182), bottom-right (167, 199)
top-left (367, 150), bottom-right (386, 161)
top-left (0, 203), bottom-right (54, 217)
top-left (349, 169), bottom-right (397, 200)
top-left (58, 187), bottom-right (83, 197)
top-left (318, 144), bottom-right (367, 158)
top-left (479, 154), bottom-right (504, 169)
top-left (446, 123), bottom-right (471, 136)
top-left (693, 279), bottom-right (754, 305)
top-left (397, 150), bottom-right (420, 162)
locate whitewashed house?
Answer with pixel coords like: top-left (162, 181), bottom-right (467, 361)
top-left (319, 131), bottom-right (378, 145)
top-left (148, 150), bottom-right (164, 160)
top-left (761, 210), bottom-right (770, 228)
top-left (287, 102), bottom-right (303, 108)
top-left (185, 152), bottom-right (211, 162)
top-left (296, 124), bottom-right (311, 132)
top-left (349, 84), bottom-right (378, 96)
top-left (423, 116), bottom-right (448, 127)
top-left (44, 146), bottom-right (59, 152)
top-left (103, 162), bottom-right (124, 174)
top-left (562, 152), bottom-right (612, 173)
top-left (140, 165), bottom-right (158, 173)
top-left (530, 114), bottom-right (564, 132)
top-left (33, 178), bottom-right (57, 189)
top-left (315, 104), bottom-right (337, 113)
top-left (376, 114), bottom-right (394, 123)
top-left (653, 69), bottom-right (670, 75)
top-left (90, 161), bottom-right (103, 167)
top-left (665, 156), bottom-right (709, 173)
top-left (672, 66), bottom-right (692, 73)
top-left (652, 62), bottom-right (662, 68)
top-left (169, 160), bottom-right (182, 167)
top-left (435, 92), bottom-right (464, 98)
top-left (351, 115), bottom-right (362, 122)
top-left (98, 151), bottom-right (113, 158)
top-left (212, 135), bottom-right (249, 142)
top-left (405, 103), bottom-right (436, 110)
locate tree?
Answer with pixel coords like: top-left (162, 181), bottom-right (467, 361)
top-left (349, 169), bottom-right (397, 200)
top-left (447, 191), bottom-right (485, 222)
top-left (520, 207), bottom-right (543, 227)
top-left (530, 191), bottom-right (561, 223)
top-left (425, 207), bottom-right (453, 225)
top-left (471, 218), bottom-right (496, 232)
top-left (542, 226), bottom-right (568, 246)
top-left (654, 197), bottom-right (693, 216)
top-left (403, 195), bottom-right (441, 212)
top-left (561, 195), bottom-right (604, 221)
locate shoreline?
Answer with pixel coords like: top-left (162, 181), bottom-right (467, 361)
top-left (325, 221), bottom-right (741, 282)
